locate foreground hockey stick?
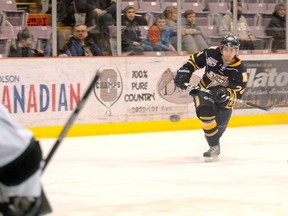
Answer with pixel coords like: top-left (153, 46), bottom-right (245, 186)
top-left (42, 72), bottom-right (100, 172)
top-left (184, 83), bottom-right (274, 111)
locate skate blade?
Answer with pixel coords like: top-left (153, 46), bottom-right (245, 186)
top-left (204, 155), bottom-right (219, 162)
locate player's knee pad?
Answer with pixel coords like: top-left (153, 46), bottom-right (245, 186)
top-left (197, 106), bottom-right (219, 138)
top-left (0, 138), bottom-right (42, 186)
top-left (202, 119), bottom-right (219, 138)
top-left (196, 105), bottom-right (215, 121)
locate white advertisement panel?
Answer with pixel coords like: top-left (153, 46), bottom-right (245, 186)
top-left (0, 55), bottom-right (287, 128)
top-left (0, 56), bottom-right (195, 127)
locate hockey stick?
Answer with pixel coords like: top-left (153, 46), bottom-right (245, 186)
top-left (184, 83), bottom-right (274, 111)
top-left (42, 72), bottom-right (100, 172)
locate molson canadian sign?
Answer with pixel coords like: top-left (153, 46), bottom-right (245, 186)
top-left (0, 81), bottom-right (80, 113)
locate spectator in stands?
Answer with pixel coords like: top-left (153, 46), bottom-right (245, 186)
top-left (219, 0), bottom-right (264, 50)
top-left (266, 3), bottom-right (286, 52)
top-left (121, 8), bottom-right (148, 26)
top-left (163, 6), bottom-right (199, 52)
top-left (74, 0), bottom-right (116, 30)
top-left (146, 15), bottom-right (176, 52)
top-left (121, 6), bottom-right (153, 55)
top-left (42, 33), bottom-right (52, 57)
top-left (182, 9), bottom-right (209, 53)
top-left (57, 0), bottom-right (75, 26)
top-left (8, 28), bottom-right (44, 57)
top-left (163, 6), bottom-right (178, 49)
top-left (73, 0), bottom-right (116, 55)
top-left (62, 24), bottom-right (102, 56)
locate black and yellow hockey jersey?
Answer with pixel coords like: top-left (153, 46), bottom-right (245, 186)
top-left (182, 46), bottom-right (248, 101)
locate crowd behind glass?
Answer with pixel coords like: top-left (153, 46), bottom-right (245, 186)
top-left (0, 0), bottom-right (286, 58)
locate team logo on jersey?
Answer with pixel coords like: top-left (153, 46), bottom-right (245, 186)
top-left (218, 63), bottom-right (228, 74)
top-left (207, 57), bottom-right (217, 67)
top-left (206, 71), bottom-right (229, 88)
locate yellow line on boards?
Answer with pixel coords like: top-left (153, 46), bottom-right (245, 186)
top-left (30, 113), bottom-right (288, 138)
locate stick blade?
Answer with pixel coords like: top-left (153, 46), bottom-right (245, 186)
top-left (246, 102), bottom-right (274, 111)
top-left (263, 105), bottom-right (274, 111)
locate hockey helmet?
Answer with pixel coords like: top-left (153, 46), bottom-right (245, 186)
top-left (221, 35), bottom-right (240, 50)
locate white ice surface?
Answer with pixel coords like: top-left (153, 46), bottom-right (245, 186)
top-left (41, 124), bottom-right (288, 216)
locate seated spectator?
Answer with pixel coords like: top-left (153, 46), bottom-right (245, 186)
top-left (121, 12), bottom-right (147, 26)
top-left (163, 6), bottom-right (178, 49)
top-left (182, 9), bottom-right (209, 53)
top-left (146, 15), bottom-right (176, 52)
top-left (8, 29), bottom-right (44, 57)
top-left (57, 0), bottom-right (75, 26)
top-left (219, 0), bottom-right (264, 50)
top-left (42, 33), bottom-right (53, 57)
top-left (121, 6), bottom-right (153, 55)
top-left (73, 0), bottom-right (116, 55)
top-left (266, 3), bottom-right (286, 52)
top-left (62, 24), bottom-right (102, 56)
top-left (163, 6), bottom-right (200, 52)
top-left (74, 0), bottom-right (116, 32)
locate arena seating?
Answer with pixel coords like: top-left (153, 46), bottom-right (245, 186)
top-left (1, 0), bottom-right (281, 56)
top-left (0, 36), bottom-right (9, 57)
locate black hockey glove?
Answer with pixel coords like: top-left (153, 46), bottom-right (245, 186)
top-left (210, 87), bottom-right (229, 102)
top-left (174, 67), bottom-right (192, 90)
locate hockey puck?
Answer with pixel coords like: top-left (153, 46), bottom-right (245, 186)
top-left (169, 115), bottom-right (181, 122)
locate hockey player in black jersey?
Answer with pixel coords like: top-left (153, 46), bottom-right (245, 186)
top-left (174, 35), bottom-right (248, 162)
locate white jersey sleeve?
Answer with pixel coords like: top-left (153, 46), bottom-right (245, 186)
top-left (0, 104), bottom-right (41, 202)
top-left (0, 104), bottom-right (33, 167)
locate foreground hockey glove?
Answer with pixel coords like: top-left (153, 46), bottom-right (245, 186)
top-left (210, 87), bottom-right (229, 102)
top-left (2, 196), bottom-right (41, 216)
top-left (174, 67), bottom-right (192, 90)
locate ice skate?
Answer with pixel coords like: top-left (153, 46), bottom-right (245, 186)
top-left (203, 145), bottom-right (220, 162)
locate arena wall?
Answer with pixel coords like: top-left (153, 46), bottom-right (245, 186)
top-left (1, 54), bottom-right (288, 138)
